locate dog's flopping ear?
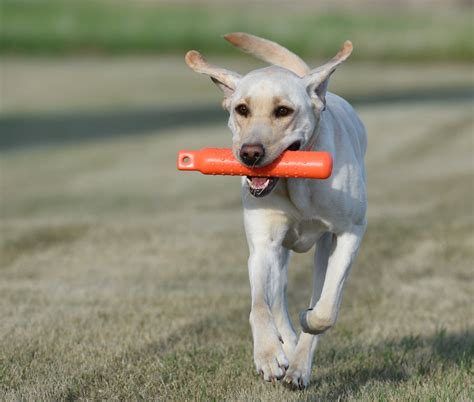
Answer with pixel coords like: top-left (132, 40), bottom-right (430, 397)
top-left (224, 32), bottom-right (310, 77)
top-left (303, 41), bottom-right (353, 110)
top-left (185, 50), bottom-right (241, 110)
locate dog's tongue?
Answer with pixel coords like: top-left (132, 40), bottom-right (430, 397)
top-left (251, 177), bottom-right (268, 187)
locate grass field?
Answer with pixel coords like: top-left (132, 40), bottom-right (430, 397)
top-left (1, 55), bottom-right (473, 399)
top-left (2, 0), bottom-right (473, 61)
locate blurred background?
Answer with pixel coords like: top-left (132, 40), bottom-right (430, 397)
top-left (1, 0), bottom-right (473, 400)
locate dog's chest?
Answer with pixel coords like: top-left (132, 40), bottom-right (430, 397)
top-left (283, 218), bottom-right (328, 253)
top-left (280, 179), bottom-right (335, 253)
top-left (287, 178), bottom-right (334, 220)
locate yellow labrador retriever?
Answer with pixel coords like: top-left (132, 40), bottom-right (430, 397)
top-left (185, 33), bottom-right (367, 389)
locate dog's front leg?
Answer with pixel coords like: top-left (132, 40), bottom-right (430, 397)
top-left (300, 223), bottom-right (366, 334)
top-left (244, 208), bottom-right (292, 382)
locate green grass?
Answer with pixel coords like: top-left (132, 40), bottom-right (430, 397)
top-left (1, 83), bottom-right (473, 399)
top-left (1, 0), bottom-right (473, 61)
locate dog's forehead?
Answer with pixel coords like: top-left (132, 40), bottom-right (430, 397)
top-left (236, 66), bottom-right (305, 101)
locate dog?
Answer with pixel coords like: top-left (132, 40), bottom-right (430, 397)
top-left (185, 32), bottom-right (367, 390)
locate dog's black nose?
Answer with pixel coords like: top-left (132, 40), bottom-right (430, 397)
top-left (240, 143), bottom-right (265, 166)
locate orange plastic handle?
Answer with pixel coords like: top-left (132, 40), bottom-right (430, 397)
top-left (177, 148), bottom-right (332, 179)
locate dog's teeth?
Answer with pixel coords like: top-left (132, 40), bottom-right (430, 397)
top-left (250, 178), bottom-right (270, 189)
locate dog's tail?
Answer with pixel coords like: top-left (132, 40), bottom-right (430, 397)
top-left (224, 32), bottom-right (310, 77)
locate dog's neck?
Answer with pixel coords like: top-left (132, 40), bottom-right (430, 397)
top-left (304, 112), bottom-right (324, 151)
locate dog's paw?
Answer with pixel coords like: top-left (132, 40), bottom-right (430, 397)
top-left (282, 363), bottom-right (311, 390)
top-left (254, 341), bottom-right (289, 382)
top-left (299, 308), bottom-right (335, 335)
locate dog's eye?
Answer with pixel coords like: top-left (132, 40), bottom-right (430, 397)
top-left (275, 106), bottom-right (293, 118)
top-left (235, 104), bottom-right (249, 117)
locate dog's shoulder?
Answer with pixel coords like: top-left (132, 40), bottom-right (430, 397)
top-left (325, 92), bottom-right (367, 156)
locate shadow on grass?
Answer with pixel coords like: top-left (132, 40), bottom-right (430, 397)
top-left (0, 106), bottom-right (227, 151)
top-left (311, 328), bottom-right (473, 399)
top-left (1, 87), bottom-right (472, 151)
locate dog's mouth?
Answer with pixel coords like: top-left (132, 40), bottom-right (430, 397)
top-left (246, 141), bottom-right (301, 198)
top-left (246, 176), bottom-right (279, 197)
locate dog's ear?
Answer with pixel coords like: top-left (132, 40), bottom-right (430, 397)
top-left (224, 32), bottom-right (310, 77)
top-left (303, 41), bottom-right (353, 110)
top-left (185, 50), bottom-right (241, 109)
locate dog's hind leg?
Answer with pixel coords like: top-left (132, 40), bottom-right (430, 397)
top-left (283, 232), bottom-right (334, 390)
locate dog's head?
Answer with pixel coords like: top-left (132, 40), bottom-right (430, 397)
top-left (185, 33), bottom-right (352, 197)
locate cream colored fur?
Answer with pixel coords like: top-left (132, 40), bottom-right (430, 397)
top-left (185, 33), bottom-right (367, 390)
